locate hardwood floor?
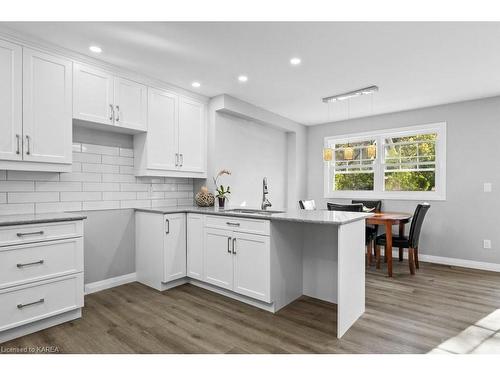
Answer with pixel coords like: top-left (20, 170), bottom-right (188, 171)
top-left (2, 261), bottom-right (500, 353)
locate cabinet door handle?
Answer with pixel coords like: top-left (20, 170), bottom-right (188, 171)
top-left (17, 298), bottom-right (44, 309)
top-left (25, 135), bottom-right (31, 155)
top-left (226, 222), bottom-right (240, 227)
top-left (109, 104), bottom-right (114, 121)
top-left (17, 260), bottom-right (44, 268)
top-left (115, 105), bottom-right (120, 122)
top-left (175, 153), bottom-right (179, 167)
top-left (16, 230), bottom-right (44, 237)
top-left (232, 238), bottom-right (237, 254)
top-left (227, 237), bottom-right (232, 253)
top-left (16, 134), bottom-right (21, 154)
top-left (179, 153), bottom-right (183, 167)
top-left (165, 219), bottom-right (170, 234)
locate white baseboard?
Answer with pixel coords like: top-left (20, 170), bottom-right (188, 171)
top-left (84, 272), bottom-right (137, 295)
top-left (390, 250), bottom-right (500, 273)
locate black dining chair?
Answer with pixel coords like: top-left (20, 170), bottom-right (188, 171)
top-left (352, 200), bottom-right (382, 266)
top-left (375, 203), bottom-right (430, 275)
top-left (299, 200), bottom-right (316, 210)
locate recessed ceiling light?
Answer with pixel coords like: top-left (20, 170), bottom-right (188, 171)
top-left (290, 57), bottom-right (301, 65)
top-left (89, 45), bottom-right (102, 53)
top-left (191, 81), bottom-right (201, 88)
top-left (238, 75), bottom-right (248, 83)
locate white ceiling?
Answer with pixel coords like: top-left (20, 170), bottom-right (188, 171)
top-left (3, 22), bottom-right (500, 125)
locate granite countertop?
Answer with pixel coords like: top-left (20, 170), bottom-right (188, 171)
top-left (0, 212), bottom-right (87, 227)
top-left (135, 206), bottom-right (373, 225)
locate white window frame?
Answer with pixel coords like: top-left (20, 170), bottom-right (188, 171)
top-left (323, 122), bottom-right (446, 201)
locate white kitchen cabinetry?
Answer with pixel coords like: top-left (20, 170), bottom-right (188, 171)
top-left (0, 41), bottom-right (72, 172)
top-left (136, 211), bottom-right (187, 291)
top-left (134, 88), bottom-right (207, 178)
top-left (0, 219), bottom-right (85, 343)
top-left (203, 216), bottom-right (271, 303)
top-left (73, 63), bottom-right (147, 133)
top-left (0, 39), bottom-right (22, 162)
top-left (186, 214), bottom-right (204, 281)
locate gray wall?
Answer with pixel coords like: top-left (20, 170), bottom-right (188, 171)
top-left (307, 96), bottom-right (500, 264)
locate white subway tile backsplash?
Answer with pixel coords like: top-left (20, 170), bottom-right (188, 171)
top-left (36, 181), bottom-right (82, 192)
top-left (60, 191), bottom-right (101, 202)
top-left (82, 143), bottom-right (119, 156)
top-left (60, 172), bottom-right (101, 182)
top-left (0, 203), bottom-right (35, 215)
top-left (82, 163), bottom-right (120, 174)
top-left (73, 152), bottom-right (101, 164)
top-left (119, 148), bottom-right (134, 157)
top-left (8, 192), bottom-right (59, 203)
top-left (102, 155), bottom-right (134, 166)
top-left (82, 200), bottom-right (120, 211)
top-left (0, 144), bottom-right (194, 214)
top-left (7, 171), bottom-right (59, 181)
top-left (103, 191), bottom-right (136, 201)
top-left (83, 182), bottom-right (120, 192)
top-left (35, 201), bottom-right (82, 214)
top-left (0, 181), bottom-right (35, 192)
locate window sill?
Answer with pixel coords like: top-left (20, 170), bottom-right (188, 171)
top-left (324, 190), bottom-right (446, 201)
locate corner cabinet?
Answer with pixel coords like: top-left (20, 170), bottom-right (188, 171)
top-left (73, 63), bottom-right (147, 133)
top-left (135, 211), bottom-right (187, 291)
top-left (0, 40), bottom-right (73, 172)
top-left (134, 88), bottom-right (207, 178)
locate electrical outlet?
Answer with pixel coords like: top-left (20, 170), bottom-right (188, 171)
top-left (483, 239), bottom-right (492, 249)
top-left (484, 183), bottom-right (492, 193)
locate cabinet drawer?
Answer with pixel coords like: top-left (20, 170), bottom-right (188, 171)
top-left (0, 220), bottom-right (83, 247)
top-left (0, 238), bottom-right (84, 289)
top-left (205, 215), bottom-right (270, 236)
top-left (0, 273), bottom-right (84, 332)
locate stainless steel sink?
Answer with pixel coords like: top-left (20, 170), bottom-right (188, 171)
top-left (226, 209), bottom-right (284, 215)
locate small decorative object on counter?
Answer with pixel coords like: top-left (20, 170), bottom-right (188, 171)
top-left (195, 186), bottom-right (215, 207)
top-left (213, 169), bottom-right (231, 209)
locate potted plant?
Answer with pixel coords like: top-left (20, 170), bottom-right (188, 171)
top-left (213, 169), bottom-right (231, 208)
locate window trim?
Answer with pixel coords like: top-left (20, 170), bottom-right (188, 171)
top-left (323, 122), bottom-right (447, 201)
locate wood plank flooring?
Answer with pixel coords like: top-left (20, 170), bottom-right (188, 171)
top-left (2, 260), bottom-right (500, 353)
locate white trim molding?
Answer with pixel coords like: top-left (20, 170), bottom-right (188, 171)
top-left (84, 272), bottom-right (137, 295)
top-left (324, 122), bottom-right (447, 201)
top-left (391, 250), bottom-right (500, 273)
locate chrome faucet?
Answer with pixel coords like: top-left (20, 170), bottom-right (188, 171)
top-left (261, 177), bottom-right (272, 210)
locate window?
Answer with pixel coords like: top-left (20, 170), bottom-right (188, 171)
top-left (324, 122), bottom-right (446, 200)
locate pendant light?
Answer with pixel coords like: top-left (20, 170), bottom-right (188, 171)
top-left (344, 144), bottom-right (354, 160)
top-left (323, 147), bottom-right (333, 162)
top-left (367, 143), bottom-right (376, 159)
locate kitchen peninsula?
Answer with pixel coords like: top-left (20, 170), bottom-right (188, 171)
top-left (135, 206), bottom-right (373, 338)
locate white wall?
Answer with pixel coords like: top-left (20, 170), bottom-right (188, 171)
top-left (307, 96), bottom-right (500, 265)
top-left (213, 112), bottom-right (288, 209)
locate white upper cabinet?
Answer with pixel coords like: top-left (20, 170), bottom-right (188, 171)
top-left (113, 77), bottom-right (147, 131)
top-left (23, 48), bottom-right (72, 164)
top-left (144, 88), bottom-right (178, 171)
top-left (0, 39), bottom-right (22, 161)
top-left (73, 64), bottom-right (147, 132)
top-left (73, 63), bottom-right (114, 125)
top-left (0, 40), bottom-right (72, 171)
top-left (178, 96), bottom-right (206, 173)
top-left (134, 89), bottom-right (207, 178)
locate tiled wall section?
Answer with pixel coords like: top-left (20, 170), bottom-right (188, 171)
top-left (0, 143), bottom-right (194, 215)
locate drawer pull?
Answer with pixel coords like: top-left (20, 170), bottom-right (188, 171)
top-left (226, 222), bottom-right (240, 227)
top-left (17, 298), bottom-right (45, 309)
top-left (17, 260), bottom-right (44, 268)
top-left (16, 231), bottom-right (44, 237)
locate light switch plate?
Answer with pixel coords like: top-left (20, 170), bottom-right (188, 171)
top-left (483, 239), bottom-right (492, 249)
top-left (484, 183), bottom-right (492, 193)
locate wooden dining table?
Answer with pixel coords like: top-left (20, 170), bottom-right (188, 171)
top-left (366, 212), bottom-right (413, 277)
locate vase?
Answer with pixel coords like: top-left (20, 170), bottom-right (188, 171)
top-left (218, 197), bottom-right (226, 208)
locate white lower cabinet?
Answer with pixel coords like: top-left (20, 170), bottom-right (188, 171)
top-left (203, 216), bottom-right (271, 303)
top-left (0, 219), bottom-right (84, 343)
top-left (186, 214), bottom-right (204, 281)
top-left (136, 211), bottom-right (186, 291)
